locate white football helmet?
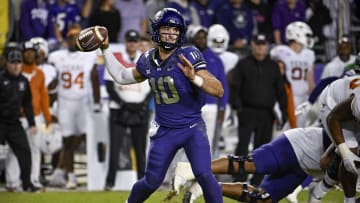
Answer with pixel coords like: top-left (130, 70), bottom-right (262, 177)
top-left (30, 37), bottom-right (49, 57)
top-left (285, 21), bottom-right (314, 49)
top-left (207, 24), bottom-right (230, 54)
top-left (39, 124), bottom-right (62, 155)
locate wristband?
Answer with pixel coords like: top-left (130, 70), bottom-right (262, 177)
top-left (191, 75), bottom-right (203, 87)
top-left (338, 143), bottom-right (351, 158)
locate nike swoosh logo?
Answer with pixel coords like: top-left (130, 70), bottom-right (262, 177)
top-left (190, 123), bottom-right (198, 128)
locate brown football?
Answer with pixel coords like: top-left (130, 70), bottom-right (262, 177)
top-left (76, 26), bottom-right (108, 52)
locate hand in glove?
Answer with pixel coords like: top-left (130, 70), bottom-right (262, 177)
top-left (295, 101), bottom-right (312, 116)
top-left (338, 143), bottom-right (360, 174)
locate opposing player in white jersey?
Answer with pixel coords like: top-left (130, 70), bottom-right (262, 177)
top-left (172, 127), bottom-right (335, 203)
top-left (320, 36), bottom-right (356, 79)
top-left (309, 75), bottom-right (360, 203)
top-left (207, 24), bottom-right (239, 149)
top-left (270, 21), bottom-right (315, 127)
top-left (47, 26), bottom-right (100, 189)
top-left (207, 24), bottom-right (239, 74)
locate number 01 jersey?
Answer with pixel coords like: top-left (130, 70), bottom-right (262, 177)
top-left (48, 50), bottom-right (97, 100)
top-left (136, 46), bottom-right (207, 128)
top-left (270, 45), bottom-right (315, 97)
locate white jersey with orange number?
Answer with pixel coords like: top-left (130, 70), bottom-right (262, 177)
top-left (270, 45), bottom-right (315, 99)
top-left (318, 76), bottom-right (360, 148)
top-left (48, 50), bottom-right (97, 100)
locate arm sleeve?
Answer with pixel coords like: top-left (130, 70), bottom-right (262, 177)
top-left (102, 48), bottom-right (138, 85)
top-left (39, 72), bottom-right (52, 123)
top-left (22, 80), bottom-right (36, 126)
top-left (308, 77), bottom-right (338, 104)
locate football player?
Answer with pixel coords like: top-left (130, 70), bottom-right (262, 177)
top-left (308, 75), bottom-right (360, 203)
top-left (99, 8), bottom-right (224, 202)
top-left (270, 21), bottom-right (316, 128)
top-left (47, 26), bottom-right (100, 189)
top-left (172, 127), bottom-right (336, 203)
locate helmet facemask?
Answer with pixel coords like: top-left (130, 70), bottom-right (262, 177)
top-left (151, 8), bottom-right (187, 51)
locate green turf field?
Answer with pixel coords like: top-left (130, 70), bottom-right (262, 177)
top-left (0, 189), bottom-right (345, 203)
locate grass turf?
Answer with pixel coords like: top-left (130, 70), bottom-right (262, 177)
top-left (0, 189), bottom-right (345, 203)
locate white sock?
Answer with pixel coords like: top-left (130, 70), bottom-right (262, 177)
top-left (344, 196), bottom-right (355, 203)
top-left (313, 181), bottom-right (330, 199)
top-left (68, 173), bottom-right (77, 182)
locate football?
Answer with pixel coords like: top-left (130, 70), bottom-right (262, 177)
top-left (76, 26), bottom-right (108, 52)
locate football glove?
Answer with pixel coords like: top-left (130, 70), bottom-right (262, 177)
top-left (338, 143), bottom-right (360, 174)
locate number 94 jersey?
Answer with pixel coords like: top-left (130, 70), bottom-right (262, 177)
top-left (270, 45), bottom-right (315, 97)
top-left (48, 50), bottom-right (97, 100)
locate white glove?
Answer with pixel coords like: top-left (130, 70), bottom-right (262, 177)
top-left (295, 101), bottom-right (312, 116)
top-left (338, 143), bottom-right (360, 174)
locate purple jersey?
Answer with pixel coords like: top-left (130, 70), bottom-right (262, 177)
top-left (19, 0), bottom-right (55, 40)
top-left (49, 2), bottom-right (80, 38)
top-left (136, 46), bottom-right (206, 128)
top-left (271, 0), bottom-right (306, 43)
top-left (202, 48), bottom-right (228, 109)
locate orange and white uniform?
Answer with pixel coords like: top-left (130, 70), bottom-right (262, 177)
top-left (48, 49), bottom-right (97, 136)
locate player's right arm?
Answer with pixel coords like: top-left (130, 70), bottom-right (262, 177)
top-left (102, 48), bottom-right (146, 84)
top-left (327, 96), bottom-right (360, 174)
top-left (101, 36), bottom-right (145, 84)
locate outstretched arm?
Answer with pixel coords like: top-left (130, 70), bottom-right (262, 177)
top-left (101, 37), bottom-right (146, 85)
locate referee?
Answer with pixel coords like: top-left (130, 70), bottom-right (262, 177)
top-left (229, 34), bottom-right (288, 186)
top-left (0, 47), bottom-right (40, 192)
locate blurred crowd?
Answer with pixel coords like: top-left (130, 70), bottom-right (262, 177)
top-left (1, 0), bottom-right (360, 61)
top-left (1, 0), bottom-right (360, 196)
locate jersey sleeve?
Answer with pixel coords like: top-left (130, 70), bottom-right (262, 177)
top-left (270, 46), bottom-right (283, 61)
top-left (351, 96), bottom-right (360, 121)
top-left (135, 52), bottom-right (148, 77)
top-left (183, 46), bottom-right (207, 71)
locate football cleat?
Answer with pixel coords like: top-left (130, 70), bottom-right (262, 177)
top-left (173, 162), bottom-right (195, 194)
top-left (183, 181), bottom-right (203, 203)
top-left (307, 182), bottom-right (322, 203)
top-left (65, 180), bottom-right (77, 189)
top-left (48, 172), bottom-right (66, 187)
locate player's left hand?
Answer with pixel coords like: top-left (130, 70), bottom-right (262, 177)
top-left (177, 54), bottom-right (195, 80)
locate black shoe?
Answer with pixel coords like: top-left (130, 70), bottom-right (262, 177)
top-left (182, 191), bottom-right (192, 203)
top-left (104, 183), bottom-right (113, 191)
top-left (23, 184), bottom-right (41, 193)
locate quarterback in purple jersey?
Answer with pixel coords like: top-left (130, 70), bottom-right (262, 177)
top-left (100, 8), bottom-right (224, 203)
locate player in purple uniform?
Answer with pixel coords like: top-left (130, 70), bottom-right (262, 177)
top-left (100, 8), bottom-right (224, 203)
top-left (173, 127), bottom-right (337, 203)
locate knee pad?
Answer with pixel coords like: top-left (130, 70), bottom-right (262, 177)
top-left (238, 183), bottom-right (271, 203)
top-left (227, 155), bottom-right (252, 175)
